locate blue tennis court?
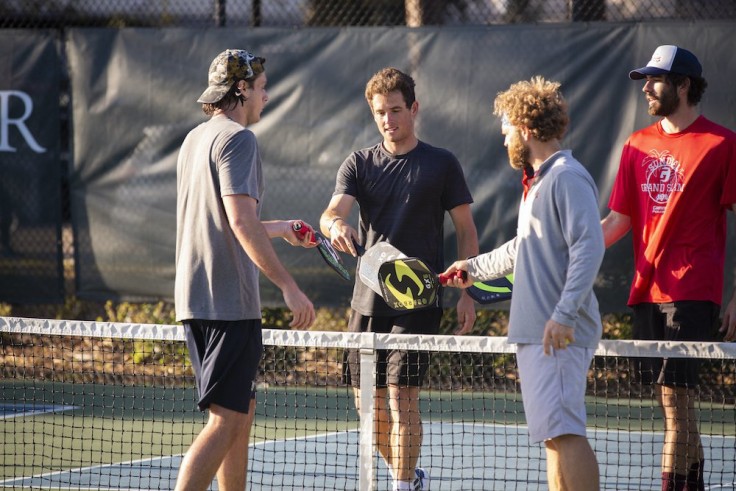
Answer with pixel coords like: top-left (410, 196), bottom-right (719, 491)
top-left (3, 420), bottom-right (734, 490)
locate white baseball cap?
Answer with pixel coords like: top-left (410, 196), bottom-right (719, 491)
top-left (629, 45), bottom-right (702, 80)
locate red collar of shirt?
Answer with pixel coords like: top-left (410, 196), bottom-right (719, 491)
top-left (522, 165), bottom-right (536, 200)
top-left (521, 152), bottom-right (563, 199)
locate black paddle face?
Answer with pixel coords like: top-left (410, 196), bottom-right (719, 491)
top-left (314, 232), bottom-right (352, 281)
top-left (466, 274), bottom-right (513, 304)
top-left (377, 257), bottom-right (439, 311)
top-left (358, 241), bottom-right (511, 310)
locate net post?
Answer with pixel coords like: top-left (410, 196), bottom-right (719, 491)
top-left (358, 332), bottom-right (377, 491)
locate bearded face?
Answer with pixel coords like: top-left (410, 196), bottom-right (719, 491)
top-left (647, 78), bottom-right (680, 117)
top-left (506, 127), bottom-right (530, 170)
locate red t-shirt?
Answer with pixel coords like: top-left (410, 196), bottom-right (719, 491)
top-left (609, 116), bottom-right (736, 305)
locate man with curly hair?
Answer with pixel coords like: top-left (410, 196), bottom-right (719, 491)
top-left (443, 76), bottom-right (603, 490)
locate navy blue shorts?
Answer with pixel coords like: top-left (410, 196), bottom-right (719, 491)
top-left (343, 308), bottom-right (442, 388)
top-left (631, 301), bottom-right (719, 387)
top-left (183, 319), bottom-right (263, 413)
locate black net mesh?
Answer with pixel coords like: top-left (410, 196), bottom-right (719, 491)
top-left (1, 317), bottom-right (735, 490)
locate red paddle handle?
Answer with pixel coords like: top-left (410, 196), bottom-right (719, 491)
top-left (292, 220), bottom-right (317, 244)
top-left (439, 270), bottom-right (467, 285)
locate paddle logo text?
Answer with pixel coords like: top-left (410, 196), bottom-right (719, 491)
top-left (383, 260), bottom-right (434, 309)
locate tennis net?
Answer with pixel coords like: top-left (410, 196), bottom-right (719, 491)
top-left (1, 316), bottom-right (734, 490)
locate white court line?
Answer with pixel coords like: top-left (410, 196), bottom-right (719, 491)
top-left (3, 422), bottom-right (733, 490)
top-left (0, 428), bottom-right (360, 489)
top-left (0, 403), bottom-right (77, 420)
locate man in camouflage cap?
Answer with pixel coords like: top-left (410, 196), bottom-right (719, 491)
top-left (196, 49), bottom-right (265, 104)
top-left (174, 49), bottom-right (316, 490)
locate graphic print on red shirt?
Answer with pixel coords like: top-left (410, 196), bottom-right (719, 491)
top-left (608, 116), bottom-right (736, 305)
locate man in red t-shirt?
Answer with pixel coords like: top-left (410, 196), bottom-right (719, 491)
top-left (602, 45), bottom-right (736, 491)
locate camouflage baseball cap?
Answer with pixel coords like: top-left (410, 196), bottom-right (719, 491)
top-left (197, 49), bottom-right (266, 104)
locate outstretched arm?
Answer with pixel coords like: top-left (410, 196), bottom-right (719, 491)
top-left (320, 193), bottom-right (360, 256)
top-left (262, 220), bottom-right (318, 247)
top-left (223, 194), bottom-right (315, 329)
top-left (601, 210), bottom-right (631, 248)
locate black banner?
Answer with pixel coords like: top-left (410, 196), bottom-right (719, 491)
top-left (7, 23), bottom-right (732, 312)
top-left (0, 31), bottom-right (63, 303)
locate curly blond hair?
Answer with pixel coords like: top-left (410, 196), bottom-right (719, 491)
top-left (493, 76), bottom-right (568, 142)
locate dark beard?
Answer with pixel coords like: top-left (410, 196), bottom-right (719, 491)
top-left (648, 84), bottom-right (679, 117)
top-left (507, 130), bottom-right (530, 170)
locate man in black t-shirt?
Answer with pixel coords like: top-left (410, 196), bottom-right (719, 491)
top-left (320, 67), bottom-right (479, 491)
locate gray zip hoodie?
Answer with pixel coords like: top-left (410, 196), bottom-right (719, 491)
top-left (467, 150), bottom-right (604, 348)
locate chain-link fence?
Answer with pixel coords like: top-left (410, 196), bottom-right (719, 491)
top-left (2, 1), bottom-right (736, 306)
top-left (2, 0), bottom-right (736, 28)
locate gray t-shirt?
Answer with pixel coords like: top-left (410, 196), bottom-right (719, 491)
top-left (467, 150), bottom-right (604, 348)
top-left (175, 114), bottom-right (264, 321)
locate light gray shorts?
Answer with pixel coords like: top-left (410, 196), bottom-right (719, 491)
top-left (516, 344), bottom-right (594, 444)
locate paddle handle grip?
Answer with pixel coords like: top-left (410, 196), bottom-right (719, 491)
top-left (292, 220), bottom-right (317, 244)
top-left (439, 270), bottom-right (467, 285)
top-left (353, 239), bottom-right (365, 256)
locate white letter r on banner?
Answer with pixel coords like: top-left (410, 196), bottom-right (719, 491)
top-left (0, 90), bottom-right (47, 153)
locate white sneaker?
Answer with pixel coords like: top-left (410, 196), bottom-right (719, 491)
top-left (412, 468), bottom-right (429, 490)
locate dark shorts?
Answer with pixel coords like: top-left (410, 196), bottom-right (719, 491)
top-left (631, 301), bottom-right (719, 388)
top-left (343, 308), bottom-right (442, 388)
top-left (183, 319), bottom-right (263, 413)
